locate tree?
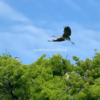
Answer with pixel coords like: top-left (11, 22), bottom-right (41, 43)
top-left (0, 53), bottom-right (29, 100)
top-left (0, 49), bottom-right (100, 100)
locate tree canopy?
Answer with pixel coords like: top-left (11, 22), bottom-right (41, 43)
top-left (0, 49), bottom-right (100, 100)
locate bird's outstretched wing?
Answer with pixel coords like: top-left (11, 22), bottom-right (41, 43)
top-left (48, 37), bottom-right (65, 42)
top-left (62, 26), bottom-right (71, 37)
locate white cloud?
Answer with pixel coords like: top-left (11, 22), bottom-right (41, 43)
top-left (11, 25), bottom-right (46, 35)
top-left (0, 32), bottom-right (36, 50)
top-left (33, 20), bottom-right (47, 26)
top-left (0, 22), bottom-right (100, 64)
top-left (0, 0), bottom-right (100, 65)
top-left (0, 1), bottom-right (30, 23)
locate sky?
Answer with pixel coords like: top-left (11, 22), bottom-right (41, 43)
top-left (0, 0), bottom-right (100, 65)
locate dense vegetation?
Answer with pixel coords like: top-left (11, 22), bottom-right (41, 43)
top-left (0, 49), bottom-right (100, 100)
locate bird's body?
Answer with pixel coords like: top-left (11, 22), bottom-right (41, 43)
top-left (14, 57), bottom-right (20, 61)
top-left (48, 26), bottom-right (74, 44)
top-left (48, 37), bottom-right (65, 42)
top-left (65, 72), bottom-right (70, 79)
top-left (66, 73), bottom-right (69, 79)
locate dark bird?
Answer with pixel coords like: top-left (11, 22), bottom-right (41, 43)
top-left (48, 26), bottom-right (74, 44)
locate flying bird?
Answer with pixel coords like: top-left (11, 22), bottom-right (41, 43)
top-left (48, 26), bottom-right (74, 44)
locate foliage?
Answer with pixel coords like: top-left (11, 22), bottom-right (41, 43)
top-left (0, 49), bottom-right (100, 100)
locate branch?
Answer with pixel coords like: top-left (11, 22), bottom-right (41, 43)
top-left (66, 87), bottom-right (72, 91)
top-left (95, 80), bottom-right (100, 87)
top-left (30, 79), bottom-right (36, 85)
top-left (86, 62), bottom-right (89, 70)
top-left (0, 90), bottom-right (10, 95)
top-left (47, 55), bottom-right (50, 59)
top-left (65, 55), bottom-right (68, 59)
top-left (8, 82), bottom-right (18, 99)
top-left (6, 48), bottom-right (7, 54)
top-left (91, 56), bottom-right (94, 60)
top-left (77, 86), bottom-right (84, 94)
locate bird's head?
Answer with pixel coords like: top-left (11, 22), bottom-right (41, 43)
top-left (14, 57), bottom-right (20, 60)
top-left (15, 57), bottom-right (20, 58)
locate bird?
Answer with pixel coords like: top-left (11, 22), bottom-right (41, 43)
top-left (14, 57), bottom-right (20, 61)
top-left (48, 26), bottom-right (74, 44)
top-left (65, 72), bottom-right (70, 79)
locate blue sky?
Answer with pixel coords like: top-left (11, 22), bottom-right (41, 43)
top-left (0, 0), bottom-right (100, 65)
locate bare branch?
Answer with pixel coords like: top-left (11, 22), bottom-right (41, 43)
top-left (91, 56), bottom-right (94, 60)
top-left (66, 87), bottom-right (71, 91)
top-left (65, 55), bottom-right (68, 59)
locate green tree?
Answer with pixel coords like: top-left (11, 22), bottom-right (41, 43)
top-left (0, 54), bottom-right (29, 100)
top-left (0, 49), bottom-right (100, 100)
